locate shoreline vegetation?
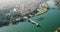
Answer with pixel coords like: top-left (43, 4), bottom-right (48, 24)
top-left (9, 2), bottom-right (49, 24)
top-left (53, 0), bottom-right (60, 8)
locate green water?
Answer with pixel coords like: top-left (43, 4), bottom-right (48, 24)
top-left (0, 0), bottom-right (60, 32)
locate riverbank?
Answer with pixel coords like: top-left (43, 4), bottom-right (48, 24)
top-left (35, 2), bottom-right (49, 16)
